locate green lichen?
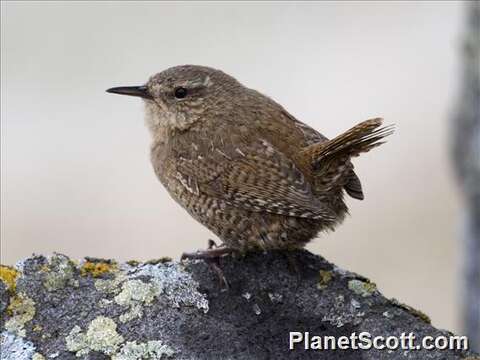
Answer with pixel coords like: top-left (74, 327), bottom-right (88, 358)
top-left (65, 317), bottom-right (176, 359)
top-left (95, 273), bottom-right (158, 323)
top-left (115, 279), bottom-right (157, 304)
top-left (32, 353), bottom-right (46, 360)
top-left (95, 273), bottom-right (127, 294)
top-left (114, 279), bottom-right (159, 323)
top-left (348, 279), bottom-right (377, 297)
top-left (112, 340), bottom-right (175, 360)
top-left (66, 316), bottom-right (124, 357)
top-left (0, 265), bottom-right (20, 292)
top-left (126, 260), bottom-right (141, 267)
top-left (43, 254), bottom-right (78, 291)
top-left (5, 293), bottom-right (36, 337)
top-left (317, 270), bottom-right (333, 289)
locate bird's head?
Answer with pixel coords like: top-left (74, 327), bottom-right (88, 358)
top-left (107, 65), bottom-right (242, 133)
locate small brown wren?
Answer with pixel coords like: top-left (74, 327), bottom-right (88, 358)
top-left (107, 65), bottom-right (393, 258)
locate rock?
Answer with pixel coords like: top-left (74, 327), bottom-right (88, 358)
top-left (0, 250), bottom-right (478, 359)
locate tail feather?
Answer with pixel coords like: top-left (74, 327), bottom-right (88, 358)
top-left (301, 117), bottom-right (394, 198)
top-left (301, 118), bottom-right (394, 168)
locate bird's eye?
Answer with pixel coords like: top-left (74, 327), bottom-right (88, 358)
top-left (174, 87), bottom-right (188, 99)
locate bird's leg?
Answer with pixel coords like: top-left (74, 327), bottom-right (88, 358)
top-left (207, 259), bottom-right (230, 290)
top-left (181, 242), bottom-right (232, 290)
top-left (181, 246), bottom-right (231, 260)
top-left (285, 251), bottom-right (300, 274)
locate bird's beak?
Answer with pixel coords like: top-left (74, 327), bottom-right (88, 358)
top-left (106, 85), bottom-right (153, 100)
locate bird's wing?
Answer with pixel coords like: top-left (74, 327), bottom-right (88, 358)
top-left (176, 138), bottom-right (334, 220)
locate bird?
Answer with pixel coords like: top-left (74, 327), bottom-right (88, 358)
top-left (107, 65), bottom-right (393, 260)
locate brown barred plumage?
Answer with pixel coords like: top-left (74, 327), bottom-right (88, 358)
top-left (107, 65), bottom-right (393, 253)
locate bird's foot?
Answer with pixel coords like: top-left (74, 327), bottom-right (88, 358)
top-left (181, 243), bottom-right (232, 290)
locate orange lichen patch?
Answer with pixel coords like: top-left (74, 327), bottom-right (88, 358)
top-left (81, 261), bottom-right (117, 278)
top-left (0, 265), bottom-right (20, 292)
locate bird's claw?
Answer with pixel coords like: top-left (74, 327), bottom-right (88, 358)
top-left (181, 245), bottom-right (232, 290)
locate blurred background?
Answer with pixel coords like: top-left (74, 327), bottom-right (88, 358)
top-left (0, 1), bottom-right (473, 342)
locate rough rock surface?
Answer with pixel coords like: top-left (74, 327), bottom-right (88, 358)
top-left (0, 250), bottom-right (478, 360)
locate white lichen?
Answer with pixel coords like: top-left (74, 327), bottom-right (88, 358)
top-left (383, 311), bottom-right (394, 319)
top-left (95, 262), bottom-right (208, 324)
top-left (114, 279), bottom-right (159, 323)
top-left (99, 299), bottom-right (113, 308)
top-left (130, 263), bottom-right (209, 313)
top-left (65, 316), bottom-right (124, 357)
top-left (348, 279), bottom-right (377, 297)
top-left (94, 273), bottom-right (127, 294)
top-left (14, 259), bottom-right (27, 273)
top-left (112, 340), bottom-right (175, 360)
top-left (0, 331), bottom-right (36, 360)
top-left (321, 295), bottom-right (365, 327)
top-left (241, 292), bottom-right (251, 300)
top-left (268, 292), bottom-right (283, 303)
top-left (350, 298), bottom-right (361, 309)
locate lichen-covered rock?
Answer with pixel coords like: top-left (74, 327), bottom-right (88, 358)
top-left (4, 293), bottom-right (36, 337)
top-left (0, 282), bottom-right (10, 317)
top-left (65, 316), bottom-right (124, 357)
top-left (0, 266), bottom-right (19, 292)
top-left (0, 250), bottom-right (478, 359)
top-left (0, 332), bottom-right (36, 360)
